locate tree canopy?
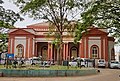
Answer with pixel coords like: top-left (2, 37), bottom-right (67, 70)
top-left (13, 0), bottom-right (88, 64)
top-left (0, 0), bottom-right (23, 28)
top-left (0, 0), bottom-right (23, 53)
top-left (79, 0), bottom-right (120, 43)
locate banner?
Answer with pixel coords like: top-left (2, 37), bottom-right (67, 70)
top-left (6, 54), bottom-right (14, 59)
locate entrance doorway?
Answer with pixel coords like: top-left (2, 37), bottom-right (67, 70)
top-left (41, 46), bottom-right (48, 61)
top-left (70, 46), bottom-right (78, 59)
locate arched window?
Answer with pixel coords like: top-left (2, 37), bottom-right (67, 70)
top-left (91, 45), bottom-right (99, 58)
top-left (16, 44), bottom-right (24, 57)
top-left (70, 46), bottom-right (78, 58)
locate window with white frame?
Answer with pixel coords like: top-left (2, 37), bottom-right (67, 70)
top-left (16, 44), bottom-right (23, 57)
top-left (91, 46), bottom-right (98, 58)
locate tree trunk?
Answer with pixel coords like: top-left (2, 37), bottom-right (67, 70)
top-left (57, 46), bottom-right (60, 65)
top-left (57, 33), bottom-right (63, 65)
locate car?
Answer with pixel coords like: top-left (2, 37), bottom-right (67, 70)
top-left (109, 61), bottom-right (120, 69)
top-left (97, 59), bottom-right (106, 68)
top-left (69, 58), bottom-right (93, 67)
top-left (69, 59), bottom-right (78, 66)
top-left (25, 57), bottom-right (41, 65)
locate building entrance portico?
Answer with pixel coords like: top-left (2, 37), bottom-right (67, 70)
top-left (36, 42), bottom-right (58, 61)
top-left (35, 42), bottom-right (80, 61)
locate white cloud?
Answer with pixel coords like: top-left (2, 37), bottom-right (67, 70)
top-left (3, 0), bottom-right (40, 28)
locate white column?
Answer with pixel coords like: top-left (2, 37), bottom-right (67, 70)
top-left (33, 38), bottom-right (35, 56)
top-left (28, 38), bottom-right (30, 58)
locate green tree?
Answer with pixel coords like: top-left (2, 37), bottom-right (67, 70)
top-left (0, 0), bottom-right (23, 53)
top-left (13, 0), bottom-right (88, 64)
top-left (0, 34), bottom-right (8, 52)
top-left (77, 0), bottom-right (120, 43)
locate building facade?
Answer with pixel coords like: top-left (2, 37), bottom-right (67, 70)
top-left (115, 52), bottom-right (120, 62)
top-left (8, 22), bottom-right (115, 62)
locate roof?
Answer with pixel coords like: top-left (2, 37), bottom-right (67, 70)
top-left (82, 28), bottom-right (108, 36)
top-left (27, 22), bottom-right (49, 28)
top-left (8, 28), bottom-right (35, 35)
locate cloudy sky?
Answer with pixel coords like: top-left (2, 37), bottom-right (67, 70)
top-left (2, 0), bottom-right (120, 53)
top-left (2, 0), bottom-right (40, 28)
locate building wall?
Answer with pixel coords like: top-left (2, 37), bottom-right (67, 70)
top-left (8, 28), bottom-right (115, 62)
top-left (14, 37), bottom-right (26, 58)
top-left (108, 41), bottom-right (115, 61)
top-left (115, 53), bottom-right (120, 62)
top-left (102, 38), bottom-right (106, 60)
top-left (88, 37), bottom-right (101, 58)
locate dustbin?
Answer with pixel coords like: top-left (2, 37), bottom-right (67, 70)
top-left (63, 60), bottom-right (68, 66)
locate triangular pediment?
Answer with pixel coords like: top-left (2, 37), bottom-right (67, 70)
top-left (87, 28), bottom-right (108, 35)
top-left (9, 29), bottom-right (34, 35)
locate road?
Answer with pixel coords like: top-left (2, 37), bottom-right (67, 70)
top-left (0, 68), bottom-right (120, 81)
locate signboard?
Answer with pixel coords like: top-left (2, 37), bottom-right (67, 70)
top-left (6, 54), bottom-right (14, 59)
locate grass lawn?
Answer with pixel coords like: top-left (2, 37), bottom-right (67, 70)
top-left (0, 64), bottom-right (5, 69)
top-left (0, 64), bottom-right (84, 70)
top-left (50, 65), bottom-right (81, 70)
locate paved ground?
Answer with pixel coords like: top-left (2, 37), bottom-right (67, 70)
top-left (0, 68), bottom-right (120, 81)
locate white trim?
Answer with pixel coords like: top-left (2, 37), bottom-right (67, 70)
top-left (35, 38), bottom-right (78, 42)
top-left (103, 39), bottom-right (105, 59)
top-left (28, 38), bottom-right (30, 58)
top-left (15, 37), bottom-right (26, 39)
top-left (89, 37), bottom-right (101, 40)
top-left (35, 38), bottom-right (82, 43)
top-left (33, 38), bottom-right (35, 56)
top-left (14, 37), bottom-right (26, 58)
top-left (24, 39), bottom-right (26, 58)
top-left (88, 39), bottom-right (101, 58)
top-left (36, 40), bottom-right (52, 42)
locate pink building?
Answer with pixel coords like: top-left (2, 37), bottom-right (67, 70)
top-left (8, 22), bottom-right (115, 62)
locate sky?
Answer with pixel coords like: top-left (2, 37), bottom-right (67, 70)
top-left (2, 0), bottom-right (41, 28)
top-left (2, 0), bottom-right (120, 53)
